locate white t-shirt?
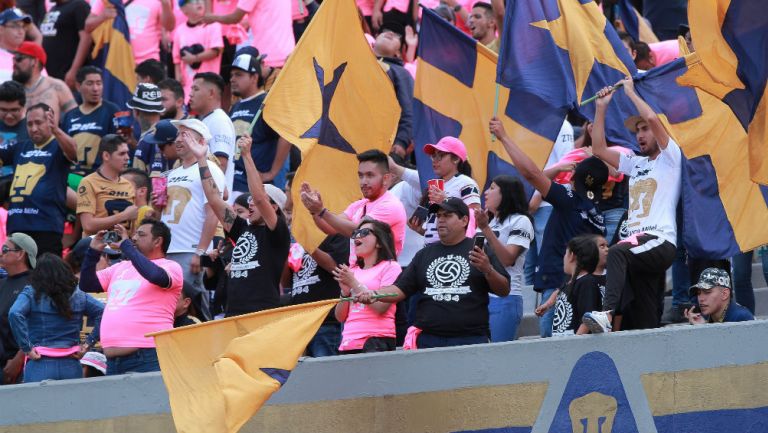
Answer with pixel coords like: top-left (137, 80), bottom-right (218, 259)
top-left (618, 137), bottom-right (682, 245)
top-left (390, 168), bottom-right (424, 267)
top-left (202, 108), bottom-right (236, 201)
top-left (487, 214), bottom-right (533, 297)
top-left (423, 173), bottom-right (481, 244)
top-left (161, 162), bottom-right (226, 253)
top-left (541, 120), bottom-right (575, 209)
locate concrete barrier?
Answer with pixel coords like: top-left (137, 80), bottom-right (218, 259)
top-left (1, 320), bottom-right (767, 433)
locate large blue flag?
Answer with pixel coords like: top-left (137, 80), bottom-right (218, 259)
top-left (615, 0), bottom-right (659, 44)
top-left (413, 8), bottom-right (552, 198)
top-left (497, 0), bottom-right (640, 151)
top-left (90, 0), bottom-right (136, 109)
top-left (634, 55), bottom-right (768, 257)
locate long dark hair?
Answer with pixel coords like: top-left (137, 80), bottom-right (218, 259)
top-left (488, 175), bottom-right (531, 224)
top-left (564, 235), bottom-right (601, 297)
top-left (29, 253), bottom-right (78, 319)
top-left (356, 219), bottom-right (397, 269)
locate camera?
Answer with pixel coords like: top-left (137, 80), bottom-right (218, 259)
top-left (103, 231), bottom-right (121, 244)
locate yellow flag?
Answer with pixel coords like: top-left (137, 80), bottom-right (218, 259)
top-left (151, 300), bottom-right (338, 433)
top-left (263, 0), bottom-right (400, 253)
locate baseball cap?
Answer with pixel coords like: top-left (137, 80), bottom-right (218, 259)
top-left (572, 156), bottom-right (609, 203)
top-left (171, 118), bottom-right (212, 142)
top-left (428, 197), bottom-right (470, 219)
top-left (80, 351), bottom-right (107, 375)
top-left (623, 115), bottom-right (646, 133)
top-left (230, 46), bottom-right (266, 74)
top-left (423, 136), bottom-right (468, 162)
top-left (0, 8), bottom-right (32, 26)
top-left (678, 23), bottom-right (690, 37)
top-left (127, 83), bottom-right (165, 113)
top-left (8, 233), bottom-right (38, 268)
top-left (690, 267), bottom-right (732, 296)
top-left (143, 120), bottom-right (178, 146)
top-left (14, 41), bottom-right (46, 66)
top-left (263, 184), bottom-right (287, 211)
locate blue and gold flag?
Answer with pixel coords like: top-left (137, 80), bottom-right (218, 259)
top-left (413, 7), bottom-right (551, 196)
top-left (497, 0), bottom-right (640, 150)
top-left (151, 300), bottom-right (338, 433)
top-left (615, 0), bottom-right (659, 44)
top-left (263, 0), bottom-right (400, 253)
top-left (635, 55), bottom-right (768, 257)
top-left (685, 0), bottom-right (768, 185)
top-left (90, 0), bottom-right (136, 109)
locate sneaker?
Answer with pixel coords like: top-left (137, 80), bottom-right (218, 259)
top-left (583, 311), bottom-right (612, 333)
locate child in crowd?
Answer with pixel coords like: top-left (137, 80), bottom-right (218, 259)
top-left (173, 0), bottom-right (223, 103)
top-left (333, 220), bottom-right (401, 354)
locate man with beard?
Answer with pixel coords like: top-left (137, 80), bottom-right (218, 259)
top-left (228, 46), bottom-right (290, 194)
top-left (583, 77), bottom-right (682, 333)
top-left (12, 41), bottom-right (76, 124)
top-left (0, 103), bottom-right (77, 256)
top-left (158, 79), bottom-right (186, 121)
top-left (61, 66), bottom-right (120, 175)
top-left (300, 149), bottom-right (407, 266)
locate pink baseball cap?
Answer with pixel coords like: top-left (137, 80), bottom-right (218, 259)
top-left (423, 136), bottom-right (468, 162)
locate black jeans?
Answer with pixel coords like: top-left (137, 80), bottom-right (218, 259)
top-left (338, 337), bottom-right (396, 355)
top-left (604, 234), bottom-right (676, 330)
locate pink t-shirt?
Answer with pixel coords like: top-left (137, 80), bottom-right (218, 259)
top-left (649, 39), bottom-right (680, 67)
top-left (383, 0), bottom-right (409, 13)
top-left (172, 21), bottom-right (224, 101)
top-left (553, 147), bottom-right (633, 184)
top-left (236, 0), bottom-right (294, 67)
top-left (338, 260), bottom-right (401, 351)
top-left (343, 190), bottom-right (407, 265)
top-left (291, 0), bottom-right (308, 20)
top-left (213, 0), bottom-right (247, 44)
top-left (0, 49), bottom-right (12, 83)
top-left (356, 0), bottom-right (374, 16)
top-left (97, 258), bottom-right (183, 348)
top-left (91, 0), bottom-right (166, 63)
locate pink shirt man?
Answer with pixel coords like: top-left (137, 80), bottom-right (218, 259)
top-left (236, 0), bottom-right (294, 67)
top-left (343, 190), bottom-right (407, 265)
top-left (338, 260), bottom-right (401, 351)
top-left (172, 21), bottom-right (223, 101)
top-left (91, 0), bottom-right (169, 64)
top-left (97, 258), bottom-right (183, 348)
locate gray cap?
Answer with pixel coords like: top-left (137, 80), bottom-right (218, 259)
top-left (8, 233), bottom-right (37, 268)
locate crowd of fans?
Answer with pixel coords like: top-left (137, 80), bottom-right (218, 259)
top-left (0, 0), bottom-right (762, 385)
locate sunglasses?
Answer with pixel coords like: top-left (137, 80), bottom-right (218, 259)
top-left (351, 228), bottom-right (374, 239)
top-left (12, 55), bottom-right (31, 63)
top-left (1, 245), bottom-right (21, 254)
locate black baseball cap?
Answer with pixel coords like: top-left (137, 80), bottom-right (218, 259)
top-left (429, 197), bottom-right (470, 218)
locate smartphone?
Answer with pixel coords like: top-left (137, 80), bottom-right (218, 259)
top-left (411, 205), bottom-right (429, 223)
top-left (473, 235), bottom-right (486, 251)
top-left (679, 302), bottom-right (698, 314)
top-left (199, 254), bottom-right (214, 268)
top-left (103, 231), bottom-right (120, 244)
top-left (152, 176), bottom-right (168, 207)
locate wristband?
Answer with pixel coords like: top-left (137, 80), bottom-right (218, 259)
top-left (318, 208), bottom-right (328, 218)
top-left (195, 248), bottom-right (206, 256)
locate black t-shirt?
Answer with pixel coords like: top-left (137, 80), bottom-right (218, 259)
top-left (395, 238), bottom-right (509, 337)
top-left (0, 120), bottom-right (28, 181)
top-left (0, 272), bottom-right (30, 362)
top-left (552, 274), bottom-right (605, 336)
top-left (224, 215), bottom-right (291, 316)
top-left (597, 177), bottom-right (629, 212)
top-left (40, 0), bottom-right (90, 79)
top-left (290, 235), bottom-right (349, 324)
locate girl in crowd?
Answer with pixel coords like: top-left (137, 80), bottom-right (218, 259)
top-left (9, 253), bottom-right (104, 382)
top-left (475, 175), bottom-right (534, 342)
top-left (547, 235), bottom-right (606, 336)
top-left (333, 219), bottom-right (401, 354)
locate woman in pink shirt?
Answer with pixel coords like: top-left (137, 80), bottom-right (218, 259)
top-left (333, 220), bottom-right (401, 354)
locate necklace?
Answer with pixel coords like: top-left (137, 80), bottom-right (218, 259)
top-left (25, 76), bottom-right (44, 94)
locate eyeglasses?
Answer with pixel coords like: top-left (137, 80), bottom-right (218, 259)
top-left (351, 228), bottom-right (374, 239)
top-left (0, 107), bottom-right (22, 115)
top-left (1, 245), bottom-right (21, 254)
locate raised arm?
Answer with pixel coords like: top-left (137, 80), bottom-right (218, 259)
top-left (490, 117), bottom-right (552, 197)
top-left (201, 8), bottom-right (246, 25)
top-left (49, 109), bottom-right (77, 162)
top-left (239, 133), bottom-right (278, 230)
top-left (185, 130), bottom-right (238, 232)
top-left (299, 182), bottom-right (357, 237)
top-left (619, 76), bottom-right (670, 149)
top-left (591, 86), bottom-right (622, 170)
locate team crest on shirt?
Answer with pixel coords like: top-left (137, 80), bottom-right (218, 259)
top-left (231, 231), bottom-right (260, 278)
top-left (425, 254), bottom-right (471, 302)
top-left (291, 254), bottom-right (320, 295)
top-left (552, 291), bottom-right (573, 335)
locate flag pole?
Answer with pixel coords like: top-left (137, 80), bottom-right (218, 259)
top-left (491, 83), bottom-right (500, 142)
top-left (339, 293), bottom-right (399, 302)
top-left (579, 83), bottom-right (624, 106)
top-left (248, 104), bottom-right (264, 134)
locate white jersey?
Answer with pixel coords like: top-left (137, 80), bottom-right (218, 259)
top-left (541, 120), bottom-right (574, 208)
top-left (618, 137), bottom-right (682, 245)
top-left (202, 108), bottom-right (236, 202)
top-left (487, 214), bottom-right (533, 297)
top-left (161, 162), bottom-right (226, 253)
top-left (390, 168), bottom-right (424, 267)
top-left (423, 173), bottom-right (480, 244)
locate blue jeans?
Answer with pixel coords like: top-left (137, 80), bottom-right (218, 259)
top-left (524, 205), bottom-right (553, 285)
top-left (416, 333), bottom-right (488, 349)
top-left (306, 323), bottom-right (341, 357)
top-left (731, 250), bottom-right (768, 314)
top-left (489, 295), bottom-right (523, 342)
top-left (107, 348), bottom-right (160, 375)
top-left (538, 287), bottom-right (557, 338)
top-left (671, 244), bottom-right (692, 307)
top-left (602, 207), bottom-right (625, 244)
top-left (24, 356), bottom-right (82, 382)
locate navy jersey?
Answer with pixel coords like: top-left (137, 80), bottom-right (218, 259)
top-left (229, 93), bottom-right (278, 192)
top-left (2, 138), bottom-right (72, 234)
top-left (0, 120), bottom-right (29, 180)
top-left (62, 100), bottom-right (120, 175)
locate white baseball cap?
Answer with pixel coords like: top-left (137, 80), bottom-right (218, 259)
top-left (171, 118), bottom-right (212, 142)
